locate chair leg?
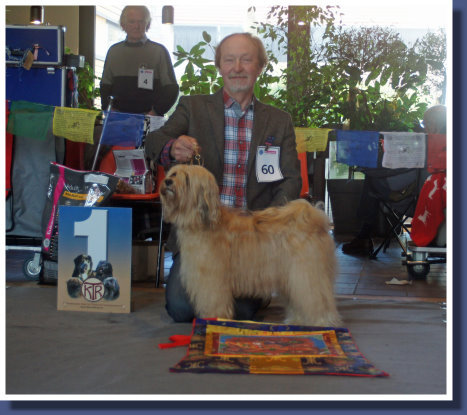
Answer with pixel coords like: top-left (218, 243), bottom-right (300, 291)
top-left (383, 237), bottom-right (391, 252)
top-left (370, 195), bottom-right (415, 259)
top-left (155, 212), bottom-right (164, 288)
top-left (369, 240), bottom-right (385, 259)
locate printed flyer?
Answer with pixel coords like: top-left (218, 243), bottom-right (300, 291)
top-left (57, 206), bottom-right (132, 313)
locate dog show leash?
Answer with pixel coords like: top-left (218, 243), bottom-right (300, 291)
top-left (190, 145), bottom-right (203, 166)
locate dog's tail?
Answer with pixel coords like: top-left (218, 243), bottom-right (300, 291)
top-left (288, 199), bottom-right (331, 235)
top-left (252, 199), bottom-right (331, 235)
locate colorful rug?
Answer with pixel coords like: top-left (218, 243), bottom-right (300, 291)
top-left (168, 318), bottom-right (389, 376)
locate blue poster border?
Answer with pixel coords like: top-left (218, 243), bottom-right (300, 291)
top-left (2, 0), bottom-right (466, 413)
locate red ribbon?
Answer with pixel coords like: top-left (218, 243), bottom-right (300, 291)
top-left (158, 335), bottom-right (192, 349)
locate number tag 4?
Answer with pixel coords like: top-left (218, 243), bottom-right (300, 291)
top-left (138, 68), bottom-right (154, 90)
top-left (256, 146), bottom-right (284, 183)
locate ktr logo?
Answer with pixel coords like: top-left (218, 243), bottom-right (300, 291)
top-left (82, 278), bottom-right (104, 302)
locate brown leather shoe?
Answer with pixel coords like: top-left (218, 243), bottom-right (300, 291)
top-left (342, 237), bottom-right (373, 255)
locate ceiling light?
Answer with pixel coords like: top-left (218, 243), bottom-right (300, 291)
top-left (30, 6), bottom-right (44, 25)
top-left (162, 6), bottom-right (174, 24)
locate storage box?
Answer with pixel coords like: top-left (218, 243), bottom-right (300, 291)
top-left (131, 241), bottom-right (164, 282)
top-left (6, 66), bottom-right (67, 106)
top-left (6, 25), bottom-right (65, 66)
top-left (113, 148), bottom-right (153, 194)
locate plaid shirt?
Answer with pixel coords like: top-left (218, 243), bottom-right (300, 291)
top-left (160, 138), bottom-right (176, 166)
top-left (220, 91), bottom-right (254, 208)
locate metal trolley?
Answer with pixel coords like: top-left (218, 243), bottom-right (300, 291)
top-left (401, 236), bottom-right (446, 280)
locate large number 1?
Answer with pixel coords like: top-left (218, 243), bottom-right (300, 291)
top-left (74, 209), bottom-right (108, 266)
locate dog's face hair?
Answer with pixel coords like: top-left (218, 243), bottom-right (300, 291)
top-left (160, 165), bottom-right (221, 229)
top-left (72, 254), bottom-right (93, 281)
top-left (103, 277), bottom-right (120, 301)
top-left (94, 260), bottom-right (113, 281)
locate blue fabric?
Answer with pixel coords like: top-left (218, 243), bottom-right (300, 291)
top-left (100, 111), bottom-right (145, 147)
top-left (336, 130), bottom-right (380, 168)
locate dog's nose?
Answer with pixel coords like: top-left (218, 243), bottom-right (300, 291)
top-left (164, 178), bottom-right (173, 186)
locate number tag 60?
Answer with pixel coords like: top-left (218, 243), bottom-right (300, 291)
top-left (256, 146), bottom-right (283, 183)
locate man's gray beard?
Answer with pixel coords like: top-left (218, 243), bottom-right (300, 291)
top-left (227, 82), bottom-right (252, 94)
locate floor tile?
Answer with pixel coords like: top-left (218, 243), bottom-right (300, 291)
top-left (5, 234), bottom-right (447, 301)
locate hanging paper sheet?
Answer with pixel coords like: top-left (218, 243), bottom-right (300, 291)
top-left (381, 132), bottom-right (426, 169)
top-left (426, 133), bottom-right (446, 173)
top-left (52, 107), bottom-right (100, 144)
top-left (6, 100), bottom-right (54, 141)
top-left (336, 130), bottom-right (379, 168)
top-left (100, 111), bottom-right (145, 147)
top-left (295, 128), bottom-right (332, 153)
top-left (147, 115), bottom-right (167, 132)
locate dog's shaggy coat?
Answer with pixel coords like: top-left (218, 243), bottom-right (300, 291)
top-left (71, 254), bottom-right (93, 282)
top-left (160, 164), bottom-right (341, 326)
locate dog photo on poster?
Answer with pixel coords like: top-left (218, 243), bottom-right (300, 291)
top-left (57, 206), bottom-right (132, 313)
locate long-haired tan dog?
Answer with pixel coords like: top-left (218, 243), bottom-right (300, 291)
top-left (160, 164), bottom-right (341, 326)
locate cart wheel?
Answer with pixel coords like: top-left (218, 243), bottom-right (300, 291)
top-left (407, 263), bottom-right (430, 279)
top-left (23, 258), bottom-right (41, 280)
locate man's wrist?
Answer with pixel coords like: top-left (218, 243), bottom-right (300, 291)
top-left (160, 138), bottom-right (176, 166)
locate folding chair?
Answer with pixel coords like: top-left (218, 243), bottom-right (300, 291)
top-left (362, 168), bottom-right (425, 259)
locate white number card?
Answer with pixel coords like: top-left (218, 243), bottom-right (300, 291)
top-left (138, 68), bottom-right (154, 90)
top-left (256, 146), bottom-right (283, 183)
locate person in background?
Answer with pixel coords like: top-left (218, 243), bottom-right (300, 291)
top-left (90, 6), bottom-right (180, 239)
top-left (100, 5), bottom-right (179, 115)
top-left (410, 105), bottom-right (447, 247)
top-left (145, 32), bottom-right (302, 322)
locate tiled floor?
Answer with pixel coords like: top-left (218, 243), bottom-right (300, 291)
top-left (5, 233), bottom-right (447, 302)
top-left (333, 234), bottom-right (447, 301)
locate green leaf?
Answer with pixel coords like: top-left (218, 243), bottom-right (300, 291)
top-left (186, 62), bottom-right (194, 77)
top-left (380, 67), bottom-right (392, 86)
top-left (189, 42), bottom-right (205, 55)
top-left (365, 67), bottom-right (381, 86)
top-left (202, 31), bottom-right (211, 43)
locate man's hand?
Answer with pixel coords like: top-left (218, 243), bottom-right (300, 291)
top-left (170, 135), bottom-right (200, 163)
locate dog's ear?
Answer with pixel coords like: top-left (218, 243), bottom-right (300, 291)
top-left (72, 255), bottom-right (82, 278)
top-left (197, 174), bottom-right (221, 227)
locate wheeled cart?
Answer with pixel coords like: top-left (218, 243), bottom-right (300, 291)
top-left (5, 238), bottom-right (43, 280)
top-left (6, 25), bottom-right (68, 280)
top-left (401, 235), bottom-right (446, 280)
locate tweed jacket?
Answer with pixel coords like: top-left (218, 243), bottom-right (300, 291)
top-left (145, 88), bottom-right (302, 211)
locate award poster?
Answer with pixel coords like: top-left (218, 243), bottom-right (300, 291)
top-left (57, 206), bottom-right (132, 313)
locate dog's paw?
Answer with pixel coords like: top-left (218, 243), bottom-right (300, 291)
top-left (66, 277), bottom-right (82, 298)
top-left (103, 277), bottom-right (120, 300)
